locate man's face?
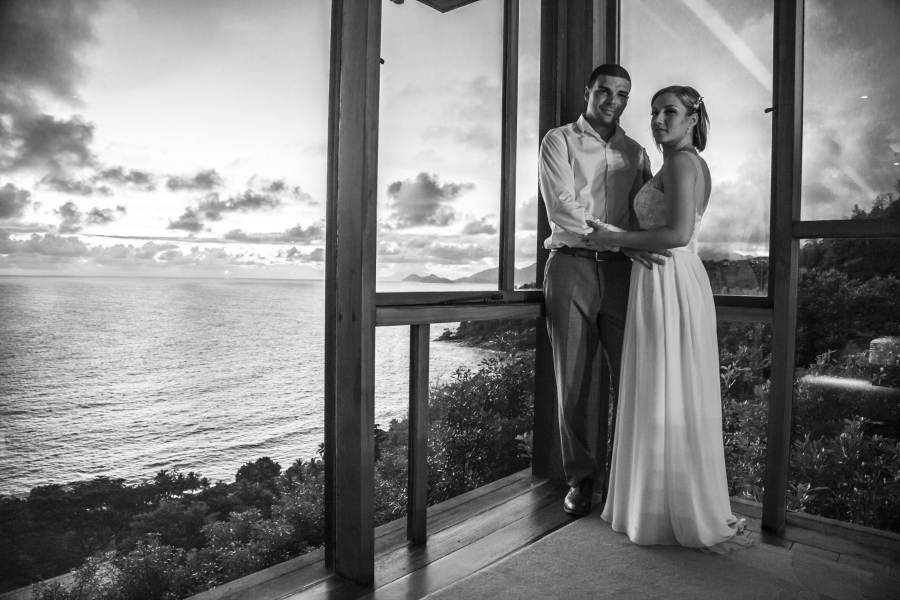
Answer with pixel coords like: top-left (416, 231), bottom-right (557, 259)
top-left (584, 75), bottom-right (631, 129)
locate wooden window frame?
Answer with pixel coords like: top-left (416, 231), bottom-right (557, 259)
top-left (325, 0), bottom-right (900, 583)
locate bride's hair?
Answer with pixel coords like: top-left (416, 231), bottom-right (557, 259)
top-left (651, 86), bottom-right (710, 152)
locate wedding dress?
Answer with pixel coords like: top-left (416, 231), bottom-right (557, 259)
top-left (600, 152), bottom-right (751, 553)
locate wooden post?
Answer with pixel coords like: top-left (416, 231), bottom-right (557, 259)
top-left (763, 0), bottom-right (803, 535)
top-left (533, 0), bottom-right (618, 481)
top-left (408, 325), bottom-right (430, 544)
top-left (324, 0), bottom-right (381, 584)
top-left (499, 0), bottom-right (519, 292)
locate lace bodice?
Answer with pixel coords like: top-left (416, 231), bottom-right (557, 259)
top-left (633, 153), bottom-right (705, 254)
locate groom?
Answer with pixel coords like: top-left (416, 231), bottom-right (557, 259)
top-left (540, 63), bottom-right (664, 516)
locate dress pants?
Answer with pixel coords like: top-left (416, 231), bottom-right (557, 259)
top-left (543, 250), bottom-right (631, 491)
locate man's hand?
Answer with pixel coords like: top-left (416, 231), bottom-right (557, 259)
top-left (622, 247), bottom-right (671, 269)
top-left (580, 221), bottom-right (616, 248)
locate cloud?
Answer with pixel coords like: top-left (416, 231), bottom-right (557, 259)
top-left (37, 166), bottom-right (157, 196)
top-left (167, 208), bottom-right (204, 232)
top-left (0, 0), bottom-right (104, 175)
top-left (166, 169), bottom-right (224, 191)
top-left (277, 246), bottom-right (325, 262)
top-left (797, 0), bottom-right (900, 219)
top-left (698, 154), bottom-right (770, 258)
top-left (422, 77), bottom-right (502, 155)
top-left (196, 191), bottom-right (281, 221)
top-left (1, 114), bottom-right (97, 174)
top-left (0, 183), bottom-right (33, 218)
top-left (53, 200), bottom-right (126, 233)
top-left (516, 196), bottom-right (539, 231)
top-left (95, 167), bottom-right (156, 191)
top-left (0, 233), bottom-right (91, 258)
top-left (461, 217), bottom-right (497, 235)
top-left (375, 231), bottom-right (495, 265)
top-left (223, 221), bottom-right (325, 244)
top-left (167, 190), bottom-right (285, 233)
top-left (38, 175), bottom-right (109, 196)
top-left (385, 172), bottom-right (474, 228)
top-left (55, 201), bottom-right (83, 233)
top-left (85, 205), bottom-right (125, 225)
top-left (0, 233), bottom-right (321, 274)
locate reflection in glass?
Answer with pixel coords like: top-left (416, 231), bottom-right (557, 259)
top-left (622, 0), bottom-right (772, 295)
top-left (791, 232), bottom-right (900, 533)
top-left (801, 0), bottom-right (900, 221)
top-left (377, 0), bottom-right (504, 289)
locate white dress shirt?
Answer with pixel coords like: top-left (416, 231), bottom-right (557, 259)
top-left (539, 115), bottom-right (650, 250)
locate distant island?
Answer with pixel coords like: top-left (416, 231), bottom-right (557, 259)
top-left (403, 263), bottom-right (537, 287)
top-left (401, 258), bottom-right (772, 295)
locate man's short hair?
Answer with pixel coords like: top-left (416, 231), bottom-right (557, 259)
top-left (587, 64), bottom-right (632, 88)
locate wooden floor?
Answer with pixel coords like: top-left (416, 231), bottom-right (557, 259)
top-left (190, 470), bottom-right (571, 600)
top-left (188, 470), bottom-right (899, 600)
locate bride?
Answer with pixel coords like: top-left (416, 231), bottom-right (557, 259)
top-left (584, 85), bottom-right (751, 552)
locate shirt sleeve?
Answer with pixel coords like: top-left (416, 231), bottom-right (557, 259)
top-left (539, 129), bottom-right (594, 236)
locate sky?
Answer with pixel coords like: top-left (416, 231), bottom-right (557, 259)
top-left (0, 0), bottom-right (897, 280)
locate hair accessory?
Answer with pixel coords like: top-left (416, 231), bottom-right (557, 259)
top-left (693, 96), bottom-right (704, 111)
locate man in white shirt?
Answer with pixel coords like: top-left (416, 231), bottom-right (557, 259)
top-left (540, 63), bottom-right (665, 517)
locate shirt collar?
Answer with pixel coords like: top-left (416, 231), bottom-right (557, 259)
top-left (576, 114), bottom-right (626, 142)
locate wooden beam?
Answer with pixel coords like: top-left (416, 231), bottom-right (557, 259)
top-left (599, 0), bottom-right (620, 64)
top-left (763, 0), bottom-right (803, 535)
top-left (499, 0), bottom-right (519, 291)
top-left (793, 219), bottom-right (900, 239)
top-left (376, 290), bottom-right (543, 307)
top-left (532, 0), bottom-right (562, 479)
top-left (324, 0), bottom-right (381, 584)
top-left (376, 302), bottom-right (543, 327)
top-left (715, 306), bottom-right (773, 324)
top-left (408, 325), bottom-right (430, 545)
top-left (714, 295), bottom-right (773, 309)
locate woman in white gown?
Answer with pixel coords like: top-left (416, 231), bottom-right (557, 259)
top-left (585, 86), bottom-right (751, 552)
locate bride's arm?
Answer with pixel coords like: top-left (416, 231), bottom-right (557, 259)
top-left (583, 152), bottom-right (699, 252)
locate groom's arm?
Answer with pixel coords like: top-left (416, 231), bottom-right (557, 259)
top-left (539, 129), bottom-right (595, 236)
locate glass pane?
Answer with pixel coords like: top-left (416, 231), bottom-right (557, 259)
top-left (374, 323), bottom-right (501, 524)
top-left (427, 319), bottom-right (536, 504)
top-left (622, 0), bottom-right (772, 295)
top-left (719, 322), bottom-right (771, 502)
top-left (801, 0), bottom-right (900, 220)
top-left (377, 0), bottom-right (504, 290)
top-left (790, 234), bottom-right (900, 533)
top-left (514, 1), bottom-right (541, 287)
top-left (0, 2), bottom-right (330, 597)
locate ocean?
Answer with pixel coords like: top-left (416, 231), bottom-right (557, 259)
top-left (0, 276), bottom-right (493, 496)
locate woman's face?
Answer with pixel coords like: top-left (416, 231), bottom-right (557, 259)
top-left (650, 93), bottom-right (696, 148)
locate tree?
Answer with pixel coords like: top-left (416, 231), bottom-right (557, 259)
top-left (800, 181), bottom-right (900, 282)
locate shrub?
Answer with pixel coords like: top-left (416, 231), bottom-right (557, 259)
top-left (428, 355), bottom-right (534, 503)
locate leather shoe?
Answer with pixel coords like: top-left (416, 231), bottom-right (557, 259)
top-left (563, 479), bottom-right (594, 516)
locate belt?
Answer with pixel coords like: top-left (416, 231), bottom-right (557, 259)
top-left (554, 246), bottom-right (629, 262)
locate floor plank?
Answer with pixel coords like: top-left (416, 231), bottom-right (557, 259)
top-left (783, 524), bottom-right (900, 568)
top-left (790, 542), bottom-right (838, 562)
top-left (285, 480), bottom-right (567, 600)
top-left (363, 500), bottom-right (571, 599)
top-left (837, 554), bottom-right (893, 578)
